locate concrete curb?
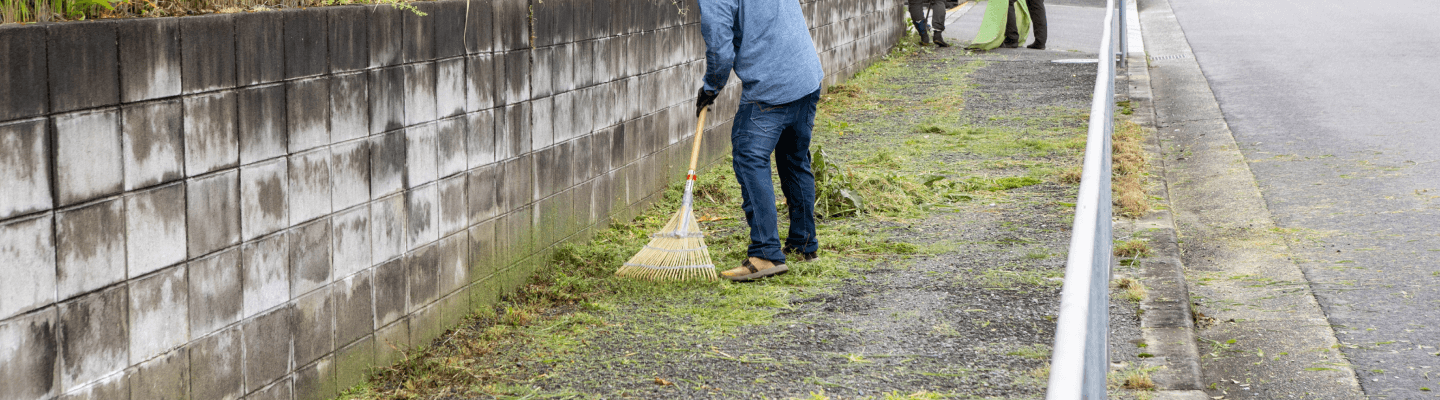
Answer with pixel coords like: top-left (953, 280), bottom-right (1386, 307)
top-left (1117, 0), bottom-right (1207, 392)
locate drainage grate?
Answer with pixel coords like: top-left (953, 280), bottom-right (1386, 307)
top-left (1148, 54), bottom-right (1191, 61)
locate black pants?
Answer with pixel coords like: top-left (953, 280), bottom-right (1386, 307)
top-left (1004, 0), bottom-right (1047, 46)
top-left (908, 0), bottom-right (947, 33)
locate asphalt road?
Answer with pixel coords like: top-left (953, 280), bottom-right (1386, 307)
top-left (1165, 0), bottom-right (1440, 396)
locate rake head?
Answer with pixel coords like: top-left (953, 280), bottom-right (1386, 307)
top-left (615, 202), bottom-right (718, 281)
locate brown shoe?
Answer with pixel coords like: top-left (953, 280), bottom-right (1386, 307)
top-left (721, 257), bottom-right (789, 282)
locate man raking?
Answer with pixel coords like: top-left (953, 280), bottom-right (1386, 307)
top-left (697, 0), bottom-right (824, 282)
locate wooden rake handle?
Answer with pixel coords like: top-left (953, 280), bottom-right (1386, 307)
top-left (687, 108), bottom-right (709, 178)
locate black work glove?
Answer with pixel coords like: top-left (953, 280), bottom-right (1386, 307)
top-left (696, 88), bottom-right (718, 117)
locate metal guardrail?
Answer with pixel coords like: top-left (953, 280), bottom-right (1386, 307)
top-left (1045, 0), bottom-right (1124, 397)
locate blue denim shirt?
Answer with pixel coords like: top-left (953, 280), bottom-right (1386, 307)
top-left (700, 0), bottom-right (824, 105)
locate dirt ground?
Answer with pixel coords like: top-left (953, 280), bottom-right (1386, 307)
top-left (342, 42), bottom-right (1149, 400)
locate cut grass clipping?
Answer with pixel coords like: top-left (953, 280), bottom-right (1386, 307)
top-left (1113, 119), bottom-right (1151, 218)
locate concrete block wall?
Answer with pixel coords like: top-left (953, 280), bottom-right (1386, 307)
top-left (0, 0), bottom-right (903, 399)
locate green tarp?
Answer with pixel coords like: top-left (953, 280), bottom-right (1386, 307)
top-left (966, 0), bottom-right (1032, 50)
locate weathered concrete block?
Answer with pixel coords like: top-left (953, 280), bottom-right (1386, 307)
top-left (438, 175), bottom-right (467, 237)
top-left (330, 140), bottom-right (370, 212)
top-left (553, 91), bottom-right (575, 143)
top-left (128, 348), bottom-right (188, 400)
top-left (370, 194), bottom-right (406, 264)
top-left (404, 63), bottom-right (438, 126)
top-left (405, 123), bottom-right (439, 187)
top-left (564, 41), bottom-right (581, 89)
top-left (53, 108), bottom-right (122, 207)
top-left (437, 233), bottom-right (468, 296)
top-left (530, 47), bottom-right (555, 98)
top-left (406, 244), bottom-right (439, 312)
top-left (0, 119), bottom-right (51, 220)
top-left (283, 8), bottom-right (328, 79)
top-left (0, 215), bottom-right (55, 320)
top-left (329, 72), bottom-right (369, 143)
top-left (234, 12), bottom-right (283, 87)
top-left (498, 156), bottom-right (534, 212)
top-left (464, 54), bottom-right (496, 112)
top-left (372, 258), bottom-right (406, 326)
top-left (237, 85), bottom-right (287, 166)
top-left (591, 128), bottom-right (613, 176)
top-left (183, 92), bottom-right (240, 176)
top-left (330, 205), bottom-right (371, 279)
top-left (368, 5), bottom-right (403, 67)
top-left (334, 335), bottom-right (372, 391)
top-left (327, 6), bottom-right (369, 73)
top-left (293, 287), bottom-right (334, 366)
top-left (58, 285), bottom-right (128, 392)
top-left (373, 319), bottom-right (407, 367)
top-left (0, 307), bottom-right (60, 399)
top-left (186, 170), bottom-right (241, 257)
top-left (429, 1), bottom-right (466, 58)
top-left (501, 101), bottom-right (531, 159)
top-left (241, 231), bottom-right (289, 318)
top-left (188, 248), bottom-right (242, 338)
top-left (502, 50), bottom-right (531, 105)
top-left (287, 78), bottom-right (331, 153)
top-left (493, 0), bottom-right (529, 52)
top-left (401, 4), bottom-right (434, 63)
top-left (189, 327), bottom-right (243, 400)
top-left (406, 184), bottom-right (439, 251)
top-left (368, 131), bottom-right (405, 199)
top-left (0, 25), bottom-right (48, 121)
top-left (121, 100), bottom-right (184, 191)
top-left (463, 0), bottom-right (494, 54)
top-left (55, 199), bottom-right (125, 301)
top-left (466, 165), bottom-right (498, 226)
top-left (368, 66), bottom-right (405, 134)
top-left (436, 116), bottom-right (467, 178)
top-left (623, 76), bottom-right (640, 121)
top-left (242, 304), bottom-right (292, 394)
top-left (289, 148), bottom-right (333, 224)
top-left (180, 15), bottom-right (236, 94)
top-left (48, 21), bottom-right (119, 113)
top-left (465, 110), bottom-right (496, 169)
top-left (610, 123), bottom-right (627, 171)
top-left (332, 271), bottom-right (373, 346)
top-left (118, 18), bottom-right (181, 103)
top-left (534, 145), bottom-right (565, 199)
top-left (240, 159), bottom-right (288, 241)
top-left (466, 220), bottom-right (497, 283)
top-left (409, 302), bottom-right (443, 347)
top-left (293, 355), bottom-right (336, 400)
top-left (125, 261), bottom-right (187, 362)
top-left (290, 218), bottom-right (333, 297)
top-left (245, 378), bottom-right (290, 400)
top-left (125, 183), bottom-right (188, 277)
top-left (530, 96), bottom-right (554, 150)
top-left (436, 58), bottom-right (466, 118)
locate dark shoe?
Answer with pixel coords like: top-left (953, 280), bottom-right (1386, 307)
top-left (1026, 43), bottom-right (1045, 50)
top-left (934, 33), bottom-right (950, 48)
top-left (785, 248), bottom-right (820, 262)
top-left (1000, 42), bottom-right (1020, 48)
top-left (722, 257), bottom-right (789, 282)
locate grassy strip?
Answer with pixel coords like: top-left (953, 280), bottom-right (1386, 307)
top-left (337, 37), bottom-right (1153, 400)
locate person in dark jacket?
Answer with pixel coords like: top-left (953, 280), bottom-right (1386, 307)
top-left (909, 0), bottom-right (950, 47)
top-left (1002, 0), bottom-right (1047, 49)
top-left (696, 0), bottom-right (824, 281)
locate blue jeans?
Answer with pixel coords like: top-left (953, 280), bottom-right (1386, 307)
top-left (731, 88), bottom-right (821, 263)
